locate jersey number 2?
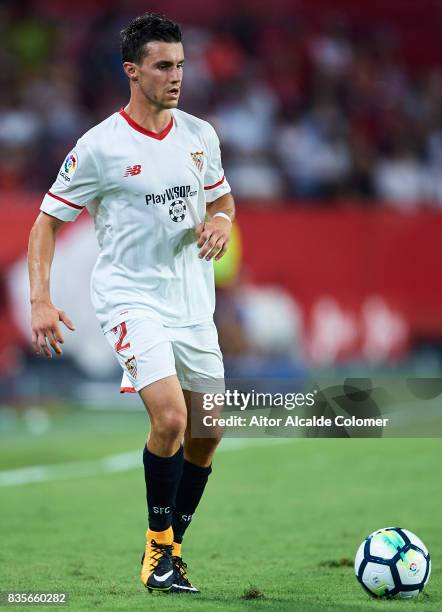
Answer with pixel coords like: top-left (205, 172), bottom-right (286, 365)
top-left (113, 322), bottom-right (131, 352)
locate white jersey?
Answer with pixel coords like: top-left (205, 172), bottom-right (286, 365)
top-left (40, 108), bottom-right (231, 331)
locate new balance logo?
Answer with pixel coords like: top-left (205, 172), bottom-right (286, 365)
top-left (124, 164), bottom-right (142, 177)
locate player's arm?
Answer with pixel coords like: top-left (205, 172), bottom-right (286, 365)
top-left (206, 193), bottom-right (235, 222)
top-left (28, 212), bottom-right (76, 358)
top-left (196, 193), bottom-right (236, 261)
top-left (197, 121), bottom-right (235, 261)
top-left (29, 139), bottom-right (101, 356)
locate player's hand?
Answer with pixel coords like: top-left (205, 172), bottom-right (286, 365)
top-left (31, 301), bottom-right (76, 358)
top-left (195, 216), bottom-right (231, 261)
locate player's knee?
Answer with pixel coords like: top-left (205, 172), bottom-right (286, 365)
top-left (154, 411), bottom-right (187, 442)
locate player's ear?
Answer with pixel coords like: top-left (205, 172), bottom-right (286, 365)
top-left (123, 62), bottom-right (138, 82)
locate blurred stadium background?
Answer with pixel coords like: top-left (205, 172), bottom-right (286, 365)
top-left (1, 2), bottom-right (442, 608)
top-left (1, 0), bottom-right (441, 408)
top-left (0, 0), bottom-right (442, 404)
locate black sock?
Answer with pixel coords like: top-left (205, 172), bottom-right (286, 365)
top-left (143, 445), bottom-right (184, 532)
top-left (172, 460), bottom-right (212, 544)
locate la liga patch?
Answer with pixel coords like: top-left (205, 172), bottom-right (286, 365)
top-left (59, 150), bottom-right (78, 182)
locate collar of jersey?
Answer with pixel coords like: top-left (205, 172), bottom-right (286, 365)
top-left (119, 108), bottom-right (174, 140)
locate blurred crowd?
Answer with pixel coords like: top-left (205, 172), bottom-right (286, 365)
top-left (1, 2), bottom-right (441, 208)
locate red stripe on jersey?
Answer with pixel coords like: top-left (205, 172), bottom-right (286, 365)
top-left (120, 387), bottom-right (136, 394)
top-left (204, 176), bottom-right (225, 190)
top-left (119, 108), bottom-right (174, 140)
top-left (47, 191), bottom-right (84, 210)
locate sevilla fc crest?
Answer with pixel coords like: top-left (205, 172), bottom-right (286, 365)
top-left (125, 355), bottom-right (137, 379)
top-left (191, 151), bottom-right (204, 173)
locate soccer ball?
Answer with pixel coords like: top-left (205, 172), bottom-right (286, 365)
top-left (354, 527), bottom-right (430, 598)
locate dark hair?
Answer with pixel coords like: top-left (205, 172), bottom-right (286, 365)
top-left (120, 13), bottom-right (182, 64)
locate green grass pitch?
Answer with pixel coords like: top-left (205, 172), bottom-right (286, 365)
top-left (0, 409), bottom-right (441, 611)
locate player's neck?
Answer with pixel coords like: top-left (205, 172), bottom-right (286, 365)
top-left (123, 99), bottom-right (172, 135)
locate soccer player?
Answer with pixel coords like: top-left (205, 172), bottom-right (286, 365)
top-left (27, 13), bottom-right (234, 594)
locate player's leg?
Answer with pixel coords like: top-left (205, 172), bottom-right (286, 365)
top-left (105, 318), bottom-right (185, 592)
top-left (168, 321), bottom-right (225, 593)
top-left (119, 372), bottom-right (222, 592)
top-left (173, 390), bottom-right (222, 536)
top-left (169, 392), bottom-right (223, 593)
top-left (138, 375), bottom-right (187, 591)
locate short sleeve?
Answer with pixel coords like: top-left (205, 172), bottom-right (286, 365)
top-left (40, 139), bottom-right (101, 222)
top-left (204, 124), bottom-right (231, 203)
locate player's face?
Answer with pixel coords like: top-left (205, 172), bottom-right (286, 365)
top-left (131, 41), bottom-right (184, 110)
